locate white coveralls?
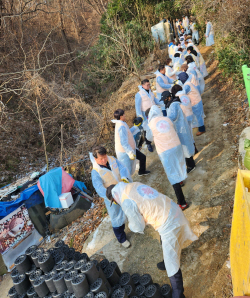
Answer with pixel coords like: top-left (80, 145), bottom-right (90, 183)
top-left (111, 181), bottom-right (198, 277)
top-left (146, 106), bottom-right (187, 185)
top-left (90, 154), bottom-right (132, 228)
top-left (112, 120), bottom-right (136, 175)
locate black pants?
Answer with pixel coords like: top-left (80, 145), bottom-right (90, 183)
top-left (113, 224), bottom-right (126, 243)
top-left (136, 149), bottom-right (146, 174)
top-left (169, 268), bottom-right (186, 298)
top-left (144, 131), bottom-right (151, 145)
top-left (198, 125), bottom-right (205, 132)
top-left (172, 183), bottom-right (186, 205)
top-left (185, 156), bottom-right (195, 168)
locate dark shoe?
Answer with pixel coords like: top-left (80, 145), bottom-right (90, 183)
top-left (187, 166), bottom-right (196, 174)
top-left (179, 203), bottom-right (189, 211)
top-left (196, 131), bottom-right (205, 136)
top-left (157, 261), bottom-right (166, 271)
top-left (138, 170), bottom-right (151, 176)
top-left (147, 144), bottom-right (153, 152)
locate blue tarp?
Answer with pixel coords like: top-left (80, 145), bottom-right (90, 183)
top-left (0, 185), bottom-right (40, 219)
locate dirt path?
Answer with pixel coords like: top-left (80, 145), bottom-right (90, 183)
top-left (84, 46), bottom-right (236, 298)
top-left (132, 46), bottom-right (236, 297)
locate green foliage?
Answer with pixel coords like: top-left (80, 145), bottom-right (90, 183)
top-left (217, 37), bottom-right (250, 87)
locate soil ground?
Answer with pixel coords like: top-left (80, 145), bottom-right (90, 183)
top-left (83, 46), bottom-right (236, 298)
top-left (0, 45), bottom-right (240, 297)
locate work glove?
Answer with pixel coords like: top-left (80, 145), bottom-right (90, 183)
top-left (121, 177), bottom-right (129, 183)
top-left (128, 152), bottom-right (136, 160)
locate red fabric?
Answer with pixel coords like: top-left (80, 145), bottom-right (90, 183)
top-left (37, 180), bottom-right (44, 196)
top-left (61, 168), bottom-right (75, 193)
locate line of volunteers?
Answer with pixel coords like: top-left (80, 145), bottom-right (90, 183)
top-left (90, 34), bottom-right (209, 298)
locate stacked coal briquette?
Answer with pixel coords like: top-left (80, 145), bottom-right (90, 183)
top-left (8, 240), bottom-right (172, 298)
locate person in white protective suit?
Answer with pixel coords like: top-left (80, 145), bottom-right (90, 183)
top-left (185, 55), bottom-right (205, 94)
top-left (187, 42), bottom-right (208, 78)
top-left (162, 88), bottom-right (196, 174)
top-left (180, 64), bottom-right (201, 95)
top-left (165, 58), bottom-right (178, 81)
top-left (144, 105), bottom-right (189, 210)
top-left (135, 79), bottom-right (165, 152)
top-left (168, 40), bottom-right (176, 60)
top-left (112, 109), bottom-right (150, 176)
top-left (190, 20), bottom-right (199, 45)
top-left (90, 146), bottom-right (132, 248)
top-left (173, 53), bottom-right (184, 74)
top-left (171, 84), bottom-right (199, 154)
top-left (205, 20), bottom-right (215, 47)
top-left (106, 182), bottom-right (198, 298)
top-left (178, 72), bottom-right (206, 136)
top-left (154, 65), bottom-right (174, 117)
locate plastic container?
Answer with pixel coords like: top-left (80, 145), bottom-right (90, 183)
top-left (59, 192), bottom-right (74, 208)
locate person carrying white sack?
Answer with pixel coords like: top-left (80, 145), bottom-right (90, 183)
top-left (106, 181), bottom-right (198, 298)
top-left (112, 109), bottom-right (150, 176)
top-left (90, 146), bottom-right (132, 248)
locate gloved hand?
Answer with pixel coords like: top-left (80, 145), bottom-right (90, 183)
top-left (121, 177), bottom-right (129, 183)
top-left (138, 115), bottom-right (144, 121)
top-left (128, 151), bottom-right (136, 160)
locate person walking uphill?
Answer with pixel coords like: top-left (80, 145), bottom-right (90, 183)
top-left (205, 20), bottom-right (215, 46)
top-left (162, 89), bottom-right (196, 174)
top-left (106, 182), bottom-right (198, 298)
top-left (154, 65), bottom-right (174, 116)
top-left (135, 79), bottom-right (164, 152)
top-left (178, 72), bottom-right (206, 136)
top-left (112, 109), bottom-right (150, 176)
top-left (90, 146), bottom-right (131, 248)
top-left (145, 105), bottom-right (189, 210)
